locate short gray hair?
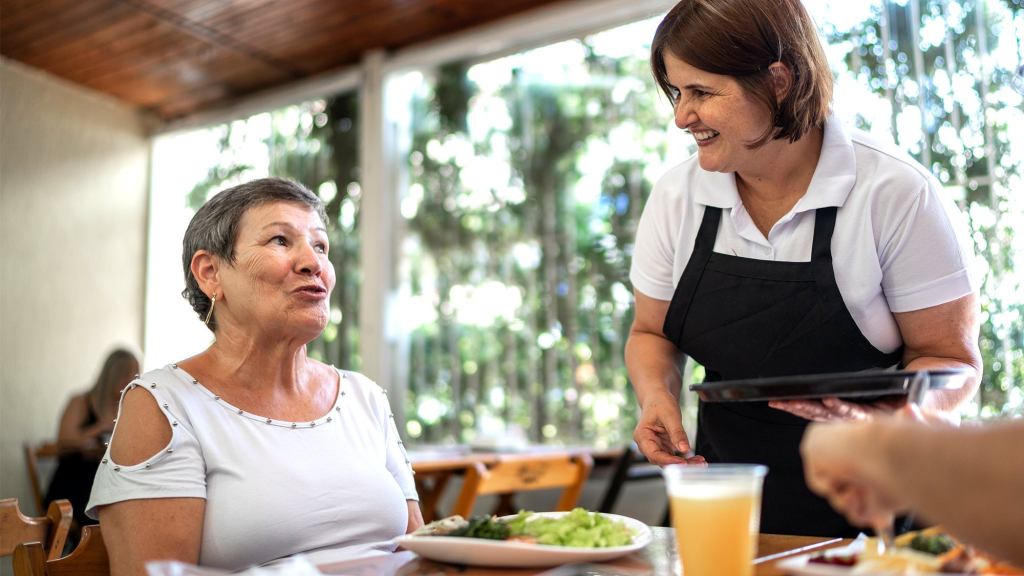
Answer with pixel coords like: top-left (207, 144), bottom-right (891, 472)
top-left (181, 178), bottom-right (328, 331)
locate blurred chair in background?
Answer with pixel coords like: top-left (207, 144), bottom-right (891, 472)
top-left (0, 498), bottom-right (72, 562)
top-left (12, 524), bottom-right (109, 576)
top-left (598, 443), bottom-right (669, 525)
top-left (24, 442), bottom-right (60, 515)
top-left (452, 453), bottom-right (593, 518)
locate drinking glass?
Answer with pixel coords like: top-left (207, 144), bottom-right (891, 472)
top-left (663, 464), bottom-right (768, 576)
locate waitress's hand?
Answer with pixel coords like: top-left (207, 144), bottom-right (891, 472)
top-left (769, 397), bottom-right (903, 422)
top-left (634, 392), bottom-right (707, 467)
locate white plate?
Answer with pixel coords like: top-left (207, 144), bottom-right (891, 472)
top-left (395, 512), bottom-right (652, 568)
top-left (776, 550), bottom-right (976, 576)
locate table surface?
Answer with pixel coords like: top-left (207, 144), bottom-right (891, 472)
top-left (316, 529), bottom-right (847, 575)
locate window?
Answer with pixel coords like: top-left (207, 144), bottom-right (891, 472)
top-left (146, 96), bottom-right (362, 371)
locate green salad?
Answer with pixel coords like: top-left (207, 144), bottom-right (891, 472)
top-left (416, 507), bottom-right (636, 548)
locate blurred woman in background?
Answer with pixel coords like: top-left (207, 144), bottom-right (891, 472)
top-left (45, 348), bottom-right (139, 532)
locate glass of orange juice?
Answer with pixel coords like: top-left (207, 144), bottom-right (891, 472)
top-left (663, 464), bottom-right (768, 576)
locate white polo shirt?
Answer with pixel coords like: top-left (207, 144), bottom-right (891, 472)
top-left (629, 116), bottom-right (977, 354)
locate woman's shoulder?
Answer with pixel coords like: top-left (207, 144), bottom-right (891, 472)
top-left (125, 366), bottom-right (207, 421)
top-left (330, 367), bottom-right (395, 417)
top-left (846, 127), bottom-right (934, 190)
top-left (334, 368), bottom-right (387, 397)
top-left (136, 365), bottom-right (194, 391)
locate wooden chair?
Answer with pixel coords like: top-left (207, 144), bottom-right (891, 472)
top-left (451, 453), bottom-right (593, 518)
top-left (598, 443), bottom-right (664, 516)
top-left (24, 442), bottom-right (61, 516)
top-left (12, 524), bottom-right (109, 576)
top-left (0, 498), bottom-right (72, 561)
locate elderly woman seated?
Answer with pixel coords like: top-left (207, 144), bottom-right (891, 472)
top-left (86, 178), bottom-right (422, 574)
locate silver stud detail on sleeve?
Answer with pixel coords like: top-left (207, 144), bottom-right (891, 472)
top-left (101, 459), bottom-right (108, 464)
top-left (237, 409), bottom-right (244, 415)
top-left (291, 423), bottom-right (297, 428)
top-left (326, 417), bottom-right (332, 423)
top-left (266, 418), bottom-right (273, 424)
top-left (172, 421), bottom-right (179, 427)
top-left (150, 384), bottom-right (157, 389)
top-left (114, 466), bottom-right (121, 472)
top-left (310, 422), bottom-right (316, 427)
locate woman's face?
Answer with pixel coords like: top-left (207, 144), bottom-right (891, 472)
top-left (662, 52), bottom-right (773, 174)
top-left (217, 201), bottom-right (335, 340)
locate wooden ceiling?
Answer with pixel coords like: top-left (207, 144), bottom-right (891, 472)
top-left (1, 0), bottom-right (569, 121)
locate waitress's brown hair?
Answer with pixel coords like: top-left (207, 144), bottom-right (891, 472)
top-left (651, 0), bottom-right (833, 148)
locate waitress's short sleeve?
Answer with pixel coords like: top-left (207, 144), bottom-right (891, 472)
top-left (877, 177), bottom-right (977, 313)
top-left (630, 179), bottom-right (682, 301)
top-left (86, 382), bottom-right (206, 520)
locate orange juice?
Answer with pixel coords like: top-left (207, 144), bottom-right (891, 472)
top-left (663, 465), bottom-right (766, 576)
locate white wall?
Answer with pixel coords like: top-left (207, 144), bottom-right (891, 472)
top-left (0, 58), bottom-right (150, 517)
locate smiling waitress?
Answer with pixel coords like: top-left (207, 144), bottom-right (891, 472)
top-left (626, 0), bottom-right (982, 537)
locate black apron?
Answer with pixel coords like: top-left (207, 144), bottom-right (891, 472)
top-left (663, 206), bottom-right (902, 537)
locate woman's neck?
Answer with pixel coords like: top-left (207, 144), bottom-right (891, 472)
top-left (191, 327), bottom-right (315, 395)
top-left (735, 127), bottom-right (824, 236)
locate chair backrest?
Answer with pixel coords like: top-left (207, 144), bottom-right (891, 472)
top-left (24, 442), bottom-right (60, 516)
top-left (597, 443), bottom-right (662, 515)
top-left (451, 453), bottom-right (593, 518)
top-left (13, 524), bottom-right (109, 576)
top-left (0, 498), bottom-right (72, 561)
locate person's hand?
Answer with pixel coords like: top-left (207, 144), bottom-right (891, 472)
top-left (634, 393), bottom-right (706, 467)
top-left (769, 396), bottom-right (903, 422)
top-left (800, 422), bottom-right (906, 528)
top-left (900, 403), bottom-right (961, 427)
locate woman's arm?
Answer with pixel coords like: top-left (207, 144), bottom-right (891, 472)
top-left (98, 387), bottom-right (205, 576)
top-left (802, 418), bottom-right (1024, 566)
top-left (56, 395), bottom-right (111, 451)
top-left (405, 500), bottom-right (424, 533)
top-left (625, 290), bottom-right (704, 466)
top-left (893, 293), bottom-right (981, 411)
top-left (771, 293), bottom-right (981, 421)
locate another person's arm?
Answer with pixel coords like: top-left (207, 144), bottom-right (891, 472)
top-left (97, 387), bottom-right (204, 576)
top-left (406, 501), bottom-right (424, 533)
top-left (801, 417), bottom-right (1024, 565)
top-left (625, 290), bottom-right (705, 466)
top-left (56, 394), bottom-right (112, 451)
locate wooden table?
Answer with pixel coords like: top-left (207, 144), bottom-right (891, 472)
top-left (316, 530), bottom-right (847, 575)
top-left (409, 445), bottom-right (625, 522)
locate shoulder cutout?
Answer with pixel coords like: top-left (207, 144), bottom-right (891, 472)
top-left (109, 386), bottom-right (173, 466)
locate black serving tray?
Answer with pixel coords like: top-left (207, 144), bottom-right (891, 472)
top-left (690, 368), bottom-right (968, 402)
